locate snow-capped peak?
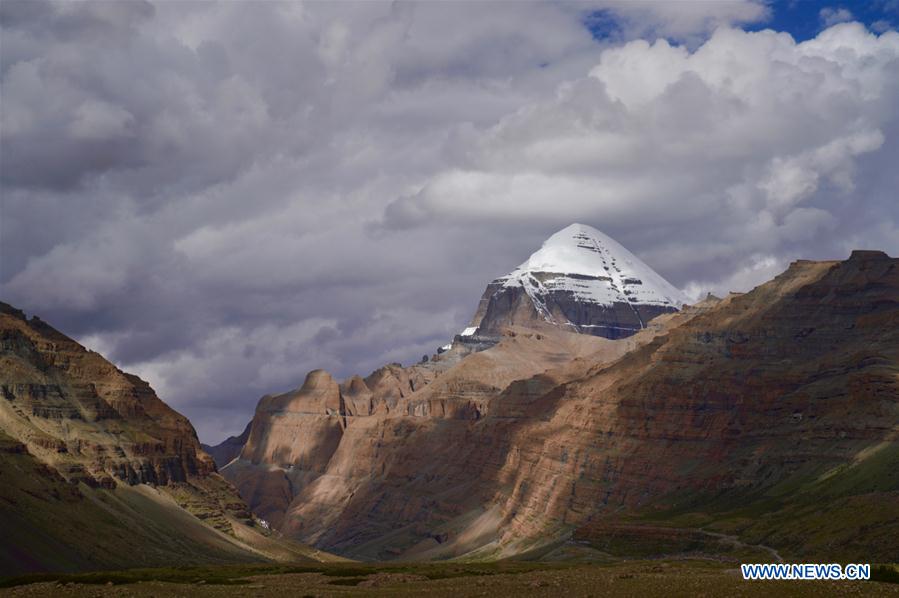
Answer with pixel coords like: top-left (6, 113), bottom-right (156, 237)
top-left (500, 223), bottom-right (688, 309)
top-left (456, 223), bottom-right (687, 341)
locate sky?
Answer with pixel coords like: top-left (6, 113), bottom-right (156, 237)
top-left (1, 0), bottom-right (898, 443)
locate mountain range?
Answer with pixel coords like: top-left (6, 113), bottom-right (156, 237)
top-left (213, 228), bottom-right (898, 562)
top-left (2, 224), bottom-right (897, 575)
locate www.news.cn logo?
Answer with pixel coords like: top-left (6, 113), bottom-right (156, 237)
top-left (741, 563), bottom-right (870, 581)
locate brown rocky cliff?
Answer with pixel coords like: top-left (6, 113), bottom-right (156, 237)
top-left (0, 302), bottom-right (261, 540)
top-left (224, 362), bottom-right (447, 528)
top-left (0, 303), bottom-right (218, 486)
top-left (223, 326), bottom-right (638, 554)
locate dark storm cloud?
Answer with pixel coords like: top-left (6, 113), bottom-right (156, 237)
top-left (0, 1), bottom-right (156, 189)
top-left (3, 1), bottom-right (897, 443)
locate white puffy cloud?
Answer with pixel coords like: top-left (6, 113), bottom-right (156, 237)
top-left (820, 7), bottom-right (854, 28)
top-left (588, 0), bottom-right (769, 46)
top-left (388, 23), bottom-right (899, 288)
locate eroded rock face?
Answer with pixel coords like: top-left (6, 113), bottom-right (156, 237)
top-left (224, 362), bottom-right (450, 529)
top-left (221, 326), bottom-right (641, 556)
top-left (0, 303), bottom-right (258, 542)
top-left (0, 303), bottom-right (216, 486)
top-left (221, 251), bottom-right (898, 561)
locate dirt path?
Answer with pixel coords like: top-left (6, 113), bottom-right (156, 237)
top-left (698, 529), bottom-right (785, 563)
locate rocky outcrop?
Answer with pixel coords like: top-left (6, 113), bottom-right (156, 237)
top-left (221, 251), bottom-right (898, 562)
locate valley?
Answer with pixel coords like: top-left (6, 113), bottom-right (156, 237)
top-left (2, 225), bottom-right (896, 592)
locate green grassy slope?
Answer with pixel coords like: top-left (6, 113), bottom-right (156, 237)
top-left (601, 441), bottom-right (899, 562)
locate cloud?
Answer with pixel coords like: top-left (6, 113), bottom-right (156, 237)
top-left (2, 2), bottom-right (897, 443)
top-left (681, 253), bottom-right (786, 302)
top-left (386, 23), bottom-right (899, 285)
top-left (820, 7), bottom-right (854, 28)
top-left (593, 1), bottom-right (769, 46)
top-left (871, 20), bottom-right (894, 34)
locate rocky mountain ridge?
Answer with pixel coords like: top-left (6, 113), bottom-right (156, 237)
top-left (216, 249), bottom-right (898, 562)
top-left (221, 329), bottom-right (628, 532)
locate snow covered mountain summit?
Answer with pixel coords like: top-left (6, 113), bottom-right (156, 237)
top-left (462, 223), bottom-right (688, 340)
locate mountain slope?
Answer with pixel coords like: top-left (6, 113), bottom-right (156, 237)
top-left (487, 250), bottom-right (899, 560)
top-left (0, 430), bottom-right (260, 573)
top-left (0, 302), bottom-right (333, 575)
